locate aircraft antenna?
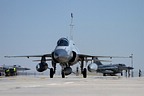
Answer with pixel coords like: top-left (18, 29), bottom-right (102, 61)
top-left (70, 13), bottom-right (74, 40)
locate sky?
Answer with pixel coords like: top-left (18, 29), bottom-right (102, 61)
top-left (0, 0), bottom-right (144, 73)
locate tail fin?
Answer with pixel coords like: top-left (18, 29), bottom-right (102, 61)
top-left (93, 57), bottom-right (103, 66)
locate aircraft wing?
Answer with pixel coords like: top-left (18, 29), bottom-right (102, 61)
top-left (5, 54), bottom-right (52, 58)
top-left (120, 66), bottom-right (134, 70)
top-left (16, 67), bottom-right (31, 71)
top-left (5, 52), bottom-right (129, 59)
top-left (78, 54), bottom-right (128, 59)
top-left (78, 54), bottom-right (129, 63)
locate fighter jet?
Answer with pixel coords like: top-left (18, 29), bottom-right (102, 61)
top-left (88, 58), bottom-right (133, 76)
top-left (5, 14), bottom-right (128, 78)
top-left (4, 38), bottom-right (105, 77)
top-left (0, 64), bottom-right (30, 76)
top-left (0, 65), bottom-right (30, 71)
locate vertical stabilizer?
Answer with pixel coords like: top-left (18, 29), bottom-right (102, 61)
top-left (93, 57), bottom-right (103, 66)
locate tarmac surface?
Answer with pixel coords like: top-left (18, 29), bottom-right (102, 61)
top-left (0, 75), bottom-right (144, 96)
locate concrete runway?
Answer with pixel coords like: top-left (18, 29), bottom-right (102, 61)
top-left (0, 75), bottom-right (144, 96)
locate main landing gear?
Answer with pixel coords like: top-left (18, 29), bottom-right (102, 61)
top-left (61, 70), bottom-right (65, 78)
top-left (49, 59), bottom-right (88, 78)
top-left (49, 67), bottom-right (87, 78)
top-left (50, 68), bottom-right (54, 78)
top-left (82, 68), bottom-right (87, 78)
top-left (49, 61), bottom-right (56, 78)
top-left (80, 58), bottom-right (87, 78)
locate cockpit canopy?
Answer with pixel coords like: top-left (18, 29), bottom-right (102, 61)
top-left (57, 38), bottom-right (69, 46)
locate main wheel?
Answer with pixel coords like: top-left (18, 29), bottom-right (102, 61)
top-left (121, 72), bottom-right (123, 76)
top-left (50, 68), bottom-right (54, 78)
top-left (103, 73), bottom-right (106, 76)
top-left (61, 70), bottom-right (65, 78)
top-left (83, 68), bottom-right (87, 78)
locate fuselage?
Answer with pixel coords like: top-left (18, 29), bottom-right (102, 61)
top-left (97, 64), bottom-right (129, 74)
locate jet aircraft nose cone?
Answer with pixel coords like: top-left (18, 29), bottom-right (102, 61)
top-left (54, 49), bottom-right (69, 63)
